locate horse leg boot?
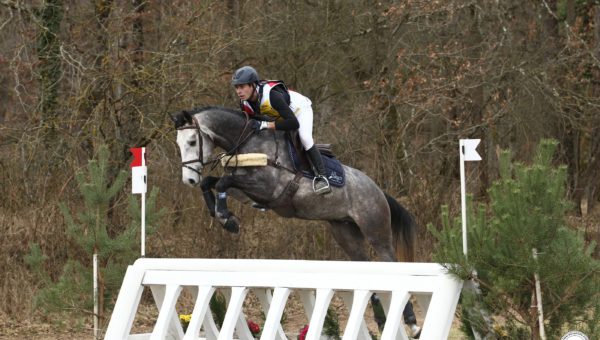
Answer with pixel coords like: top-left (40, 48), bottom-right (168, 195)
top-left (214, 176), bottom-right (240, 233)
top-left (306, 146), bottom-right (331, 195)
top-left (370, 295), bottom-right (421, 338)
top-left (200, 176), bottom-right (220, 217)
top-left (403, 301), bottom-right (421, 338)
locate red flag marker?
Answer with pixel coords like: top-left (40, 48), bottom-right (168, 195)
top-left (130, 147), bottom-right (145, 167)
top-left (130, 148), bottom-right (147, 194)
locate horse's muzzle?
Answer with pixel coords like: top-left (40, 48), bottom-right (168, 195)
top-left (182, 174), bottom-right (202, 187)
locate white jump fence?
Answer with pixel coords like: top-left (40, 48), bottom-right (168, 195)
top-left (104, 259), bottom-right (462, 340)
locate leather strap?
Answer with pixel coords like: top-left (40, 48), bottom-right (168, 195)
top-left (267, 159), bottom-right (297, 174)
top-left (268, 172), bottom-right (304, 209)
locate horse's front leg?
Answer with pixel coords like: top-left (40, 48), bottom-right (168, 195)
top-left (215, 175), bottom-right (241, 233)
top-left (200, 176), bottom-right (220, 217)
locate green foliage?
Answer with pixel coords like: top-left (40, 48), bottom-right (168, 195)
top-left (323, 307), bottom-right (341, 339)
top-left (34, 260), bottom-right (94, 313)
top-left (27, 145), bottom-right (164, 317)
top-left (430, 139), bottom-right (600, 338)
top-left (24, 243), bottom-right (50, 285)
top-left (209, 292), bottom-right (228, 329)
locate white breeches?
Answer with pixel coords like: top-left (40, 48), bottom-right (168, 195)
top-left (296, 105), bottom-right (314, 150)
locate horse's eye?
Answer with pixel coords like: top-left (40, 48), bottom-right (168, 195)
top-left (189, 140), bottom-right (196, 147)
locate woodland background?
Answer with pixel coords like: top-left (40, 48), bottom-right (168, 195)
top-left (0, 0), bottom-right (599, 332)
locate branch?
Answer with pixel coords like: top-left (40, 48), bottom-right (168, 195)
top-left (0, 0), bottom-right (33, 18)
top-left (540, 0), bottom-right (600, 67)
top-left (0, 4), bottom-right (13, 31)
top-left (544, 269), bottom-right (600, 319)
top-left (474, 277), bottom-right (530, 326)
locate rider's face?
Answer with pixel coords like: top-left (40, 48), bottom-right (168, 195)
top-left (234, 83), bottom-right (255, 101)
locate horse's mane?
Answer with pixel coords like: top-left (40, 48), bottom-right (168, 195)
top-left (171, 106), bottom-right (245, 129)
top-left (189, 106), bottom-right (245, 118)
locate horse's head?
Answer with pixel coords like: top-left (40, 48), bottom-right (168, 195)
top-left (171, 106), bottom-right (250, 186)
top-left (170, 109), bottom-right (213, 187)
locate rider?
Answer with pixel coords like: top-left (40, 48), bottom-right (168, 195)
top-left (231, 65), bottom-right (331, 195)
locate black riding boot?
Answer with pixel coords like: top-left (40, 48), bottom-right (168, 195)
top-left (306, 146), bottom-right (331, 195)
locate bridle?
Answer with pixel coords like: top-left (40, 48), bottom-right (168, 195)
top-left (177, 116), bottom-right (205, 177)
top-left (176, 112), bottom-right (256, 177)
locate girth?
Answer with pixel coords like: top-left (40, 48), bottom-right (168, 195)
top-left (266, 171), bottom-right (304, 210)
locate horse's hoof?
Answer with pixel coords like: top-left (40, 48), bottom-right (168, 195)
top-left (410, 324), bottom-right (421, 339)
top-left (223, 216), bottom-right (240, 233)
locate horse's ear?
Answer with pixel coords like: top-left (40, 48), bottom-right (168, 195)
top-left (182, 110), bottom-right (194, 124)
top-left (168, 112), bottom-right (178, 124)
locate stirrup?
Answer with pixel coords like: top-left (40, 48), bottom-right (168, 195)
top-left (312, 175), bottom-right (331, 195)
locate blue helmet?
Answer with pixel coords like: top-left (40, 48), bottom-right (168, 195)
top-left (231, 66), bottom-right (259, 86)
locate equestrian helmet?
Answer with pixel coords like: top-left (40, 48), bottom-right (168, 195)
top-left (231, 66), bottom-right (259, 86)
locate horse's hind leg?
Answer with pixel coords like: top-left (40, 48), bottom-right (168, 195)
top-left (329, 220), bottom-right (416, 333)
top-left (327, 220), bottom-right (370, 261)
top-left (347, 207), bottom-right (421, 336)
top-left (354, 216), bottom-right (397, 262)
top-left (328, 221), bottom-right (386, 328)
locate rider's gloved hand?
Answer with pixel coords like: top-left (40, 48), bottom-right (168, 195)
top-left (249, 119), bottom-right (261, 131)
top-left (249, 119), bottom-right (270, 131)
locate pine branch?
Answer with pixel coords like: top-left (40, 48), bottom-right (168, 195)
top-left (544, 269), bottom-right (600, 319)
top-left (473, 277), bottom-right (529, 326)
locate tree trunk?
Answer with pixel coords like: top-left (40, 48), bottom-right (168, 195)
top-left (87, 0), bottom-right (113, 158)
top-left (225, 0), bottom-right (240, 66)
top-left (530, 288), bottom-right (540, 340)
top-left (93, 0), bottom-right (112, 68)
top-left (116, 0), bottom-right (146, 156)
top-left (131, 0), bottom-right (145, 87)
top-left (466, 3), bottom-right (489, 196)
top-left (574, 5), bottom-right (600, 216)
top-left (36, 0), bottom-right (63, 142)
top-left (99, 268), bottom-right (105, 330)
top-left (566, 0), bottom-right (576, 26)
top-left (542, 0), bottom-right (559, 47)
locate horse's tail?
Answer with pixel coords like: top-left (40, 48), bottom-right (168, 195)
top-left (385, 193), bottom-right (417, 262)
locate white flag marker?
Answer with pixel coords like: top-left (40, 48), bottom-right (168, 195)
top-left (462, 139), bottom-right (482, 161)
top-left (130, 147), bottom-right (147, 257)
top-left (459, 139), bottom-right (481, 256)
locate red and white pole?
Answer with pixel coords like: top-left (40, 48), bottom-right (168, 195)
top-left (130, 147), bottom-right (147, 257)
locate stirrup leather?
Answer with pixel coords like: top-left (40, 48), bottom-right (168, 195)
top-left (312, 175), bottom-right (331, 194)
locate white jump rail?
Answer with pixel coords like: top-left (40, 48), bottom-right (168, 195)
top-left (104, 259), bottom-right (462, 340)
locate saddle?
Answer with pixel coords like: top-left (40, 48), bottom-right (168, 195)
top-left (286, 131), bottom-right (345, 187)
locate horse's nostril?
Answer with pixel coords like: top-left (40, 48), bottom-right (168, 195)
top-left (188, 178), bottom-right (196, 185)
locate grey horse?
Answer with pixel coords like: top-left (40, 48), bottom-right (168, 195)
top-left (171, 106), bottom-right (421, 337)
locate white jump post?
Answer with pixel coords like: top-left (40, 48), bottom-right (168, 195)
top-left (130, 147), bottom-right (147, 257)
top-left (459, 139), bottom-right (481, 257)
top-left (459, 139), bottom-right (493, 339)
top-left (94, 253), bottom-right (99, 340)
top-left (104, 258), bottom-right (463, 340)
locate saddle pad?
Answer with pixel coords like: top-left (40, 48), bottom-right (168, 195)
top-left (287, 139), bottom-right (345, 187)
top-left (221, 153), bottom-right (268, 167)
